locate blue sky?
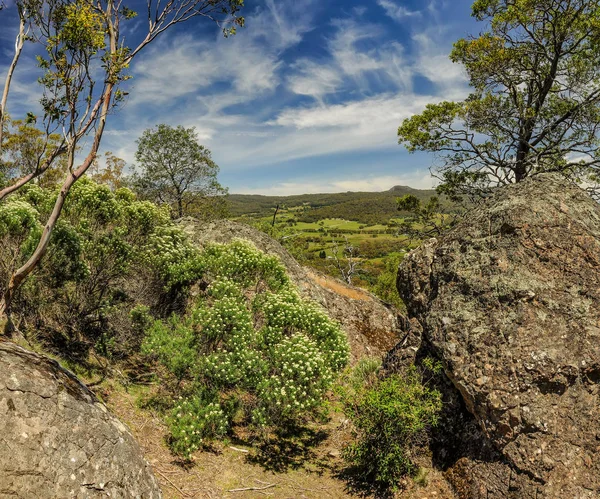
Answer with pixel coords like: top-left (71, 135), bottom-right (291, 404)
top-left (0, 0), bottom-right (478, 194)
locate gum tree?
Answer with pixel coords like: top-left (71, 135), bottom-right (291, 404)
top-left (398, 0), bottom-right (600, 199)
top-left (133, 124), bottom-right (226, 219)
top-left (0, 0), bottom-right (244, 328)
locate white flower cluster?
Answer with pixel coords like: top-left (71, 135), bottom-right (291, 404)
top-left (143, 239), bottom-right (350, 453)
top-left (144, 226), bottom-right (204, 287)
top-left (202, 240), bottom-right (289, 290)
top-left (258, 333), bottom-right (332, 420)
top-left (169, 399), bottom-right (227, 460)
top-left (0, 199), bottom-right (41, 236)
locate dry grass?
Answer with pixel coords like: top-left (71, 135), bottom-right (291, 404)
top-left (306, 271), bottom-right (371, 302)
top-left (100, 382), bottom-right (358, 499)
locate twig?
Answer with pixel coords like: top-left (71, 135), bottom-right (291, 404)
top-left (227, 483), bottom-right (276, 492)
top-left (229, 446), bottom-right (249, 453)
top-left (155, 468), bottom-right (191, 498)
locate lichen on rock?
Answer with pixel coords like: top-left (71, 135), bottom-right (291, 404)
top-left (396, 174), bottom-right (600, 498)
top-left (0, 341), bottom-right (161, 498)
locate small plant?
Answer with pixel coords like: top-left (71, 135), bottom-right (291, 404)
top-left (167, 394), bottom-right (228, 460)
top-left (342, 366), bottom-right (442, 490)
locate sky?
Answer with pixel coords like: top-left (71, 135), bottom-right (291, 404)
top-left (0, 0), bottom-right (479, 195)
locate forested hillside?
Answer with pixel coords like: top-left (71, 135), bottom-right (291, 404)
top-left (229, 186), bottom-right (438, 225)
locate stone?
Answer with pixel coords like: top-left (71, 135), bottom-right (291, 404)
top-left (0, 340), bottom-right (162, 498)
top-left (396, 174), bottom-right (600, 498)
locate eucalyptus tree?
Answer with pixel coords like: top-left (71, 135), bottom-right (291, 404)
top-left (133, 124), bottom-right (226, 219)
top-left (398, 0), bottom-right (600, 200)
top-left (0, 0), bottom-right (244, 326)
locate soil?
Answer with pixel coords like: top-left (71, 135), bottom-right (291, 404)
top-left (98, 381), bottom-right (455, 499)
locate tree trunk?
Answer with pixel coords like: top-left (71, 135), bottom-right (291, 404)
top-left (0, 13), bottom-right (26, 150)
top-left (0, 81), bottom-right (114, 332)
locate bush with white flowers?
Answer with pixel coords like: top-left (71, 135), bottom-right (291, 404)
top-left (168, 396), bottom-right (228, 460)
top-left (142, 240), bottom-right (349, 457)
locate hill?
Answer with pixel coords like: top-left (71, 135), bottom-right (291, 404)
top-left (228, 185), bottom-right (438, 225)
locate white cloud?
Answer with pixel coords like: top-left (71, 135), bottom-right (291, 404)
top-left (412, 32), bottom-right (468, 91)
top-left (127, 0), bottom-right (319, 107)
top-left (286, 18), bottom-right (411, 100)
top-left (377, 0), bottom-right (422, 22)
top-left (128, 34), bottom-right (281, 105)
top-left (235, 172), bottom-right (436, 195)
top-left (287, 60), bottom-right (343, 99)
top-left (270, 94), bottom-right (432, 130)
top-left (96, 2), bottom-right (470, 183)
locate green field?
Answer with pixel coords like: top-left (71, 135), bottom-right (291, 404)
top-left (229, 187), bottom-right (443, 310)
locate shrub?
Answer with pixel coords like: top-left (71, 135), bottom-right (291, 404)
top-left (2, 178), bottom-right (203, 355)
top-left (168, 395), bottom-right (228, 460)
top-left (342, 366), bottom-right (442, 490)
top-left (142, 240), bottom-right (349, 457)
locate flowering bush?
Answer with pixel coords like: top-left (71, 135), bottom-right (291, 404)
top-left (0, 178), bottom-right (204, 354)
top-left (168, 396), bottom-right (228, 460)
top-left (142, 240), bottom-right (349, 457)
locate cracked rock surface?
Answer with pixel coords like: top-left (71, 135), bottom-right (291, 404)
top-left (396, 174), bottom-right (600, 498)
top-left (0, 341), bottom-right (161, 498)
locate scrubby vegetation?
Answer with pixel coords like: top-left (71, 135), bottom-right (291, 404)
top-left (339, 359), bottom-right (443, 490)
top-left (0, 179), bottom-right (197, 354)
top-left (140, 239), bottom-right (349, 458)
top-left (0, 176), bottom-right (444, 493)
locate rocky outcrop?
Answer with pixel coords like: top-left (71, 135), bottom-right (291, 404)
top-left (180, 218), bottom-right (401, 361)
top-left (396, 174), bottom-right (600, 498)
top-left (0, 340), bottom-right (161, 498)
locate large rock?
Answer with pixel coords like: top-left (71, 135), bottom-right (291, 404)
top-left (180, 218), bottom-right (401, 361)
top-left (396, 174), bottom-right (600, 498)
top-left (0, 340), bottom-right (161, 498)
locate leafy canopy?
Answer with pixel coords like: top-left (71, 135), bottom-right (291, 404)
top-left (133, 124), bottom-right (227, 219)
top-left (398, 0), bottom-right (600, 199)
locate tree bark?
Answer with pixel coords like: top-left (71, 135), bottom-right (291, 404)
top-left (0, 13), bottom-right (26, 150)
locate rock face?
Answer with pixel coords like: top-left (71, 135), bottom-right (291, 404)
top-left (0, 340), bottom-right (161, 498)
top-left (180, 218), bottom-right (401, 361)
top-left (396, 174), bottom-right (600, 498)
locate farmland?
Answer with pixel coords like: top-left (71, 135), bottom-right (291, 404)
top-left (228, 186), bottom-right (443, 308)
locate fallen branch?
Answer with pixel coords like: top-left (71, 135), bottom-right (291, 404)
top-left (227, 483), bottom-right (276, 492)
top-left (155, 468), bottom-right (191, 498)
top-left (229, 446), bottom-right (249, 453)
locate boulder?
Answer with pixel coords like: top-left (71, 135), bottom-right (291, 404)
top-left (0, 340), bottom-right (161, 498)
top-left (180, 218), bottom-right (401, 362)
top-left (396, 174), bottom-right (600, 498)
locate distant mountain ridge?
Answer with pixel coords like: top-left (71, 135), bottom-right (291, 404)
top-left (228, 185), bottom-right (438, 225)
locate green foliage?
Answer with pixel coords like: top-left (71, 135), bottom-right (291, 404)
top-left (1, 179), bottom-right (203, 353)
top-left (342, 365), bottom-right (442, 490)
top-left (143, 226), bottom-right (205, 289)
top-left (141, 240), bottom-right (349, 458)
top-left (132, 124), bottom-right (228, 219)
top-left (369, 253), bottom-right (405, 310)
top-left (398, 0), bottom-right (600, 198)
top-left (229, 187), bottom-right (438, 226)
top-left (168, 396), bottom-right (228, 459)
top-left (396, 194), bottom-right (455, 239)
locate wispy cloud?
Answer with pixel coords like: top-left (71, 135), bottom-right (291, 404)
top-left (287, 17), bottom-right (411, 101)
top-left (12, 0), bottom-right (471, 194)
top-left (376, 0), bottom-right (422, 22)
